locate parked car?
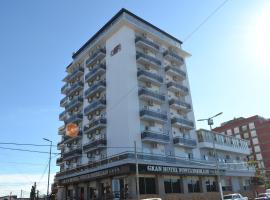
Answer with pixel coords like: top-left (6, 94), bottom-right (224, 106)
top-left (223, 193), bottom-right (248, 200)
top-left (266, 189), bottom-right (270, 194)
top-left (255, 193), bottom-right (270, 200)
top-left (141, 198), bottom-right (162, 200)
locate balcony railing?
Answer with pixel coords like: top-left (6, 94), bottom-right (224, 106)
top-left (83, 139), bottom-right (107, 151)
top-left (167, 81), bottom-right (189, 94)
top-left (173, 136), bottom-right (197, 148)
top-left (135, 36), bottom-right (159, 51)
top-left (58, 125), bottom-right (65, 135)
top-left (60, 96), bottom-right (68, 107)
top-left (64, 113), bottom-right (83, 124)
top-left (137, 69), bottom-right (163, 85)
top-left (85, 64), bottom-right (106, 82)
top-left (84, 118), bottom-right (107, 134)
top-left (63, 148), bottom-right (82, 159)
top-left (61, 83), bottom-right (69, 94)
top-left (138, 88), bottom-right (165, 103)
top-left (140, 109), bottom-right (167, 122)
top-left (59, 111), bottom-right (67, 121)
top-left (66, 81), bottom-right (84, 96)
top-left (86, 48), bottom-right (106, 67)
top-left (65, 96), bottom-right (83, 112)
top-left (165, 65), bottom-right (186, 80)
top-left (163, 50), bottom-right (184, 65)
top-left (169, 98), bottom-right (191, 111)
top-left (171, 117), bottom-right (194, 129)
top-left (66, 67), bottom-right (84, 82)
top-left (136, 51), bottom-right (161, 68)
top-left (84, 99), bottom-right (106, 115)
top-left (84, 80), bottom-right (106, 98)
top-left (141, 130), bottom-right (170, 143)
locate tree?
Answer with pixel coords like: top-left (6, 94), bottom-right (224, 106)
top-left (30, 182), bottom-right (37, 200)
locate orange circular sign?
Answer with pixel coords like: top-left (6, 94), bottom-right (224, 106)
top-left (66, 123), bottom-right (79, 138)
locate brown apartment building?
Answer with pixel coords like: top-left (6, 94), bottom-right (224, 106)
top-left (213, 115), bottom-right (270, 181)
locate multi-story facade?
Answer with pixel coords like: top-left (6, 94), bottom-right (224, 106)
top-left (55, 9), bottom-right (254, 200)
top-left (213, 116), bottom-right (270, 181)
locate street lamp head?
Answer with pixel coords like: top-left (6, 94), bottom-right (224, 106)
top-left (43, 138), bottom-right (52, 143)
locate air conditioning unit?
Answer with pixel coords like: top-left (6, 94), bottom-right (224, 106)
top-left (96, 129), bottom-right (100, 134)
top-left (73, 140), bottom-right (77, 145)
top-left (96, 110), bottom-right (100, 115)
top-left (88, 115), bottom-right (92, 120)
top-left (96, 75), bottom-right (100, 81)
top-left (67, 143), bottom-right (71, 147)
top-left (145, 126), bottom-right (149, 131)
top-left (175, 92), bottom-right (180, 97)
top-left (87, 153), bottom-right (92, 158)
top-left (152, 143), bottom-right (158, 148)
top-left (75, 91), bottom-right (79, 95)
top-left (142, 33), bottom-right (147, 38)
top-left (87, 134), bottom-right (92, 139)
top-left (96, 60), bottom-right (100, 64)
top-left (96, 93), bottom-right (100, 98)
top-left (95, 150), bottom-right (100, 155)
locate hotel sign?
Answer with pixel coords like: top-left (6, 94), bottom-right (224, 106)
top-left (145, 165), bottom-right (216, 175)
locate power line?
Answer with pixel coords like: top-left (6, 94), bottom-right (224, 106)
top-left (183, 0), bottom-right (230, 42)
top-left (0, 146), bottom-right (59, 155)
top-left (0, 142), bottom-right (57, 147)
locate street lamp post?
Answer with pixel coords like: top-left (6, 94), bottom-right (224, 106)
top-left (43, 138), bottom-right (52, 199)
top-left (198, 112), bottom-right (224, 200)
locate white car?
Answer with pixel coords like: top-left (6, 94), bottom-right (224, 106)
top-left (223, 193), bottom-right (248, 200)
top-left (266, 189), bottom-right (270, 194)
top-left (141, 198), bottom-right (162, 200)
top-left (255, 193), bottom-right (270, 200)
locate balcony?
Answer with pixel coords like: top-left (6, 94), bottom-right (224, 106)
top-left (138, 88), bottom-right (165, 103)
top-left (171, 117), bottom-right (194, 129)
top-left (163, 50), bottom-right (184, 65)
top-left (140, 108), bottom-right (167, 122)
top-left (60, 96), bottom-right (68, 107)
top-left (85, 64), bottom-right (106, 83)
top-left (136, 51), bottom-right (162, 69)
top-left (173, 136), bottom-right (197, 148)
top-left (137, 69), bottom-right (163, 85)
top-left (58, 125), bottom-right (65, 135)
top-left (197, 129), bottom-right (250, 155)
top-left (165, 65), bottom-right (186, 80)
top-left (84, 99), bottom-right (106, 115)
top-left (66, 66), bottom-right (84, 83)
top-left (84, 118), bottom-right (107, 134)
top-left (135, 36), bottom-right (160, 52)
top-left (66, 81), bottom-right (84, 96)
top-left (56, 157), bottom-right (63, 165)
top-left (141, 130), bottom-right (170, 143)
top-left (64, 113), bottom-right (83, 124)
top-left (65, 96), bottom-right (83, 112)
top-left (169, 98), bottom-right (191, 113)
top-left (61, 83), bottom-right (69, 95)
top-left (84, 80), bottom-right (106, 98)
top-left (59, 110), bottom-right (67, 121)
top-left (63, 147), bottom-right (82, 159)
top-left (167, 81), bottom-right (189, 95)
top-left (86, 48), bottom-right (106, 67)
top-left (83, 139), bottom-right (107, 152)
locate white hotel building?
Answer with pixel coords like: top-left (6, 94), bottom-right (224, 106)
top-left (56, 9), bottom-right (254, 200)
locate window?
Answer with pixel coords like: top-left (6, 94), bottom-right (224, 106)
top-left (139, 177), bottom-right (156, 194)
top-left (251, 130), bottom-right (257, 137)
top-left (226, 129), bottom-right (232, 136)
top-left (249, 122), bottom-right (255, 130)
top-left (254, 145), bottom-right (261, 153)
top-left (234, 127), bottom-right (240, 134)
top-left (243, 132), bottom-right (249, 139)
top-left (252, 138), bottom-right (259, 145)
top-left (187, 177), bottom-right (201, 193)
top-left (205, 179), bottom-right (218, 192)
top-left (242, 125), bottom-right (248, 131)
top-left (256, 153), bottom-right (262, 160)
top-left (164, 179), bottom-right (182, 193)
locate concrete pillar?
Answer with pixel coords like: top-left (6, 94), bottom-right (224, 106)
top-left (127, 175), bottom-right (137, 199)
top-left (83, 184), bottom-right (88, 200)
top-left (57, 186), bottom-right (66, 200)
top-left (182, 177), bottom-right (189, 194)
top-left (238, 177), bottom-right (244, 191)
top-left (200, 177), bottom-right (207, 193)
top-left (231, 177), bottom-right (240, 192)
top-left (157, 175), bottom-right (165, 196)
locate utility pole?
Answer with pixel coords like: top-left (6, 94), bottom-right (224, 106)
top-left (20, 189), bottom-right (22, 199)
top-left (43, 138), bottom-right (52, 199)
top-left (134, 141), bottom-right (140, 200)
top-left (198, 112), bottom-right (224, 200)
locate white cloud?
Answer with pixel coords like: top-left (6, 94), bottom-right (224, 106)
top-left (0, 173), bottom-right (55, 198)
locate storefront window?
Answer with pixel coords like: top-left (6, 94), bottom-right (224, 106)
top-left (139, 177), bottom-right (156, 194)
top-left (187, 177), bottom-right (201, 193)
top-left (205, 179), bottom-right (218, 192)
top-left (164, 178), bottom-right (182, 193)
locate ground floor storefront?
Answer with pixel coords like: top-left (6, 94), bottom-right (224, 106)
top-left (56, 163), bottom-right (252, 200)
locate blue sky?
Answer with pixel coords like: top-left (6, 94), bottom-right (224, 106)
top-left (0, 0), bottom-right (269, 196)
